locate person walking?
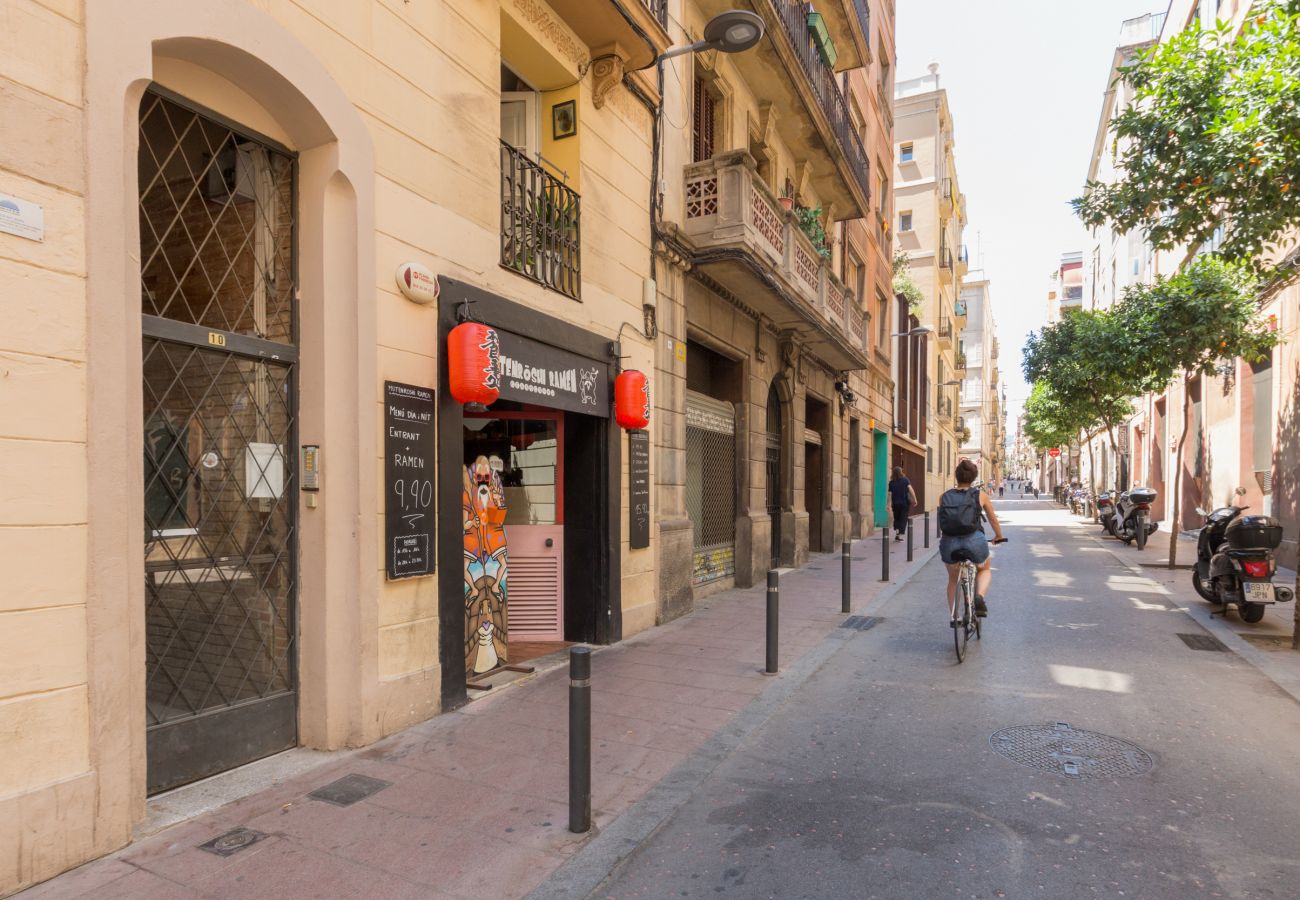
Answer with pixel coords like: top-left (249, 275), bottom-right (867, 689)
top-left (887, 467), bottom-right (917, 542)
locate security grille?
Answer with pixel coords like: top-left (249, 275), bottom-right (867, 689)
top-left (139, 88), bottom-right (298, 793)
top-left (686, 391), bottom-right (736, 585)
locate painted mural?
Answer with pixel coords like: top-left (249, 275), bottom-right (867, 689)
top-left (464, 456), bottom-right (509, 675)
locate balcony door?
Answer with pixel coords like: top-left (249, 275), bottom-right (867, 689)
top-left (501, 65), bottom-right (539, 156)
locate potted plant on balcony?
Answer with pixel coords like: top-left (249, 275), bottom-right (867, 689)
top-left (795, 204), bottom-right (831, 259)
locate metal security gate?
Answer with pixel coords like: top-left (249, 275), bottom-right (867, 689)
top-left (138, 88), bottom-right (299, 793)
top-left (686, 391), bottom-right (736, 585)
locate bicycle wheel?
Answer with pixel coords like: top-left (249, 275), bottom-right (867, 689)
top-left (954, 581), bottom-right (968, 663)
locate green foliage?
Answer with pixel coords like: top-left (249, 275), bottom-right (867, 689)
top-left (1111, 256), bottom-right (1279, 382)
top-left (796, 205), bottom-right (831, 259)
top-left (1074, 0), bottom-right (1300, 272)
top-left (1023, 383), bottom-right (1086, 451)
top-left (892, 249), bottom-right (923, 311)
top-left (1022, 309), bottom-right (1146, 444)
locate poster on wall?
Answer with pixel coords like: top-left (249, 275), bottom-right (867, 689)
top-left (384, 381), bottom-right (436, 580)
top-left (629, 429), bottom-right (650, 549)
top-left (464, 457), bottom-right (508, 675)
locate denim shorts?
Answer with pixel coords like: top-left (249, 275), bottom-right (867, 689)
top-left (939, 530), bottom-right (989, 565)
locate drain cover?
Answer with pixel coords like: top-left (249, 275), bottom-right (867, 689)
top-left (990, 723), bottom-right (1152, 779)
top-left (308, 773), bottom-right (392, 807)
top-left (840, 616), bottom-right (882, 631)
top-left (198, 827), bottom-right (267, 857)
top-left (1177, 632), bottom-right (1226, 652)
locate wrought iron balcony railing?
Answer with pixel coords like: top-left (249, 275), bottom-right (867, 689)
top-left (500, 141), bottom-right (581, 299)
top-left (769, 0), bottom-right (872, 206)
top-left (641, 0), bottom-right (668, 26)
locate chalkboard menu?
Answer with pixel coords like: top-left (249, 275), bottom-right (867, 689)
top-left (384, 381), bottom-right (435, 579)
top-left (629, 429), bottom-right (650, 549)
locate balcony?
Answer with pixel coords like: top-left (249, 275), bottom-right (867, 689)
top-left (936, 315), bottom-right (953, 348)
top-left (544, 0), bottom-right (670, 72)
top-left (679, 151), bottom-right (868, 370)
top-left (957, 244), bottom-right (969, 277)
top-left (940, 178), bottom-right (954, 216)
top-left (954, 351), bottom-right (967, 375)
top-left (697, 0), bottom-right (872, 218)
top-left (500, 141), bottom-right (581, 299)
top-left (938, 245), bottom-right (954, 283)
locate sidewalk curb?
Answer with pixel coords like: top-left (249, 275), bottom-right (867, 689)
top-left (1093, 534), bottom-right (1300, 707)
top-left (525, 544), bottom-right (940, 900)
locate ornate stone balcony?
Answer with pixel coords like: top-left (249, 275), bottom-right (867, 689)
top-left (678, 152), bottom-right (868, 371)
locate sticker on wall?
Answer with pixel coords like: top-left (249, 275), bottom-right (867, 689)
top-left (201, 451), bottom-right (220, 469)
top-left (0, 193), bottom-right (44, 242)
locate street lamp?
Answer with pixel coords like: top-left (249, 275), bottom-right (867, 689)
top-left (659, 10), bottom-right (766, 60)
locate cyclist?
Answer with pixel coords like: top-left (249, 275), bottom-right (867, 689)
top-left (938, 458), bottom-right (1006, 618)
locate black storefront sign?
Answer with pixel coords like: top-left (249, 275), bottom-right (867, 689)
top-left (629, 429), bottom-right (650, 549)
top-left (384, 381), bottom-right (436, 579)
top-left (495, 329), bottom-right (609, 416)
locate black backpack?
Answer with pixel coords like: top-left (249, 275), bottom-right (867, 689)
top-left (938, 488), bottom-right (982, 536)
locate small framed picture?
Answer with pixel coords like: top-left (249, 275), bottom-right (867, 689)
top-left (552, 100), bottom-right (577, 140)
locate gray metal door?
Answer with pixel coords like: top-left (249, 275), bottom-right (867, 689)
top-left (138, 88), bottom-right (299, 793)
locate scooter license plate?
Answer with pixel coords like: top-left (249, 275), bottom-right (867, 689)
top-left (1243, 582), bottom-right (1275, 604)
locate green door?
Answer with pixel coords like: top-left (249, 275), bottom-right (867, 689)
top-left (872, 430), bottom-right (889, 528)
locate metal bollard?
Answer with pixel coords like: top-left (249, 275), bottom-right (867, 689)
top-left (766, 570), bottom-right (779, 674)
top-left (880, 526), bottom-right (890, 582)
top-left (841, 541), bottom-right (851, 614)
top-left (568, 646), bottom-right (592, 834)
top-left (907, 516), bottom-right (914, 562)
top-left (923, 511), bottom-right (931, 549)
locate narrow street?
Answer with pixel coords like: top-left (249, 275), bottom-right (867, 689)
top-left (549, 500), bottom-right (1300, 899)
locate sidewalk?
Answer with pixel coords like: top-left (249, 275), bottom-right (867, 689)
top-left (19, 528), bottom-right (936, 900)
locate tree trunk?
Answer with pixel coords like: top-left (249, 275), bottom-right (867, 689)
top-left (1168, 374), bottom-right (1192, 570)
top-left (1087, 434), bottom-right (1099, 523)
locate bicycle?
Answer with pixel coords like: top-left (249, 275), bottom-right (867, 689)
top-left (950, 537), bottom-right (1008, 663)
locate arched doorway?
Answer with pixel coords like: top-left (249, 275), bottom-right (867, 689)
top-left (766, 383), bottom-right (784, 568)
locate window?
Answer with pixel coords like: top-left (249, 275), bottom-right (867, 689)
top-left (899, 142), bottom-right (913, 163)
top-left (877, 290), bottom-right (889, 347)
top-left (692, 77), bottom-right (717, 163)
top-left (898, 210), bottom-right (913, 231)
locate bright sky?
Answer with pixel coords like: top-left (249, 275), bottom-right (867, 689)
top-left (896, 0), bottom-right (1164, 431)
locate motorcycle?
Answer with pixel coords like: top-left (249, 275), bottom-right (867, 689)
top-left (1097, 491), bottom-right (1115, 533)
top-left (1113, 487), bottom-right (1159, 550)
top-left (1192, 505), bottom-right (1295, 623)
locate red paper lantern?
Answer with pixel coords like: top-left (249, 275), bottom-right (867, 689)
top-left (615, 370), bottom-right (650, 430)
top-left (448, 322), bottom-right (500, 407)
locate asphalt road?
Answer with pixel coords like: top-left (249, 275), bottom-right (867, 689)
top-left (587, 500), bottom-right (1300, 899)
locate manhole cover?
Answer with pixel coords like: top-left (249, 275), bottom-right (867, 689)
top-left (840, 615), bottom-right (882, 631)
top-left (308, 773), bottom-right (392, 807)
top-left (1177, 632), bottom-right (1226, 652)
top-left (990, 723), bottom-right (1152, 779)
top-left (198, 827), bottom-right (267, 857)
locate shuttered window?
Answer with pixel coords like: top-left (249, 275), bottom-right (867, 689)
top-left (693, 77), bottom-right (716, 163)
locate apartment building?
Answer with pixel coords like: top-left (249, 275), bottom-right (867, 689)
top-left (957, 273), bottom-right (1000, 484)
top-left (1079, 2), bottom-right (1300, 565)
top-left (893, 65), bottom-right (967, 507)
top-left (0, 0), bottom-right (899, 889)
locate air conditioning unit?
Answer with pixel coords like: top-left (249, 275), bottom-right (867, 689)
top-left (205, 142), bottom-right (257, 203)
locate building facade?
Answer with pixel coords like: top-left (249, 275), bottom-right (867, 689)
top-left (893, 65), bottom-right (967, 506)
top-left (1077, 2), bottom-right (1300, 568)
top-left (957, 273), bottom-right (1000, 484)
top-left (0, 0), bottom-right (897, 891)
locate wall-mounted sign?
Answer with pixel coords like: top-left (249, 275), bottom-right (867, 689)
top-left (494, 329), bottom-right (609, 416)
top-left (395, 261), bottom-right (438, 304)
top-left (385, 381), bottom-right (436, 579)
top-left (0, 193), bottom-right (43, 242)
top-left (629, 429), bottom-right (650, 549)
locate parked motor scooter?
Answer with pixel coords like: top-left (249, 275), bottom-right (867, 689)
top-left (1097, 491), bottom-right (1116, 533)
top-left (1192, 504), bottom-right (1295, 623)
top-left (1114, 487), bottom-right (1159, 550)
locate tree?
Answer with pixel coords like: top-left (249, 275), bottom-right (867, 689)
top-left (892, 249), bottom-right (923, 312)
top-left (1075, 0), bottom-right (1300, 272)
top-left (1022, 309), bottom-right (1151, 476)
top-left (1112, 257), bottom-right (1278, 567)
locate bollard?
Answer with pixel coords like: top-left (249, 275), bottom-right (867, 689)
top-left (880, 526), bottom-right (890, 582)
top-left (907, 516), bottom-right (914, 562)
top-left (568, 646), bottom-right (592, 834)
top-left (841, 541), bottom-right (851, 614)
top-left (766, 570), bottom-right (779, 674)
top-left (923, 511), bottom-right (931, 549)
